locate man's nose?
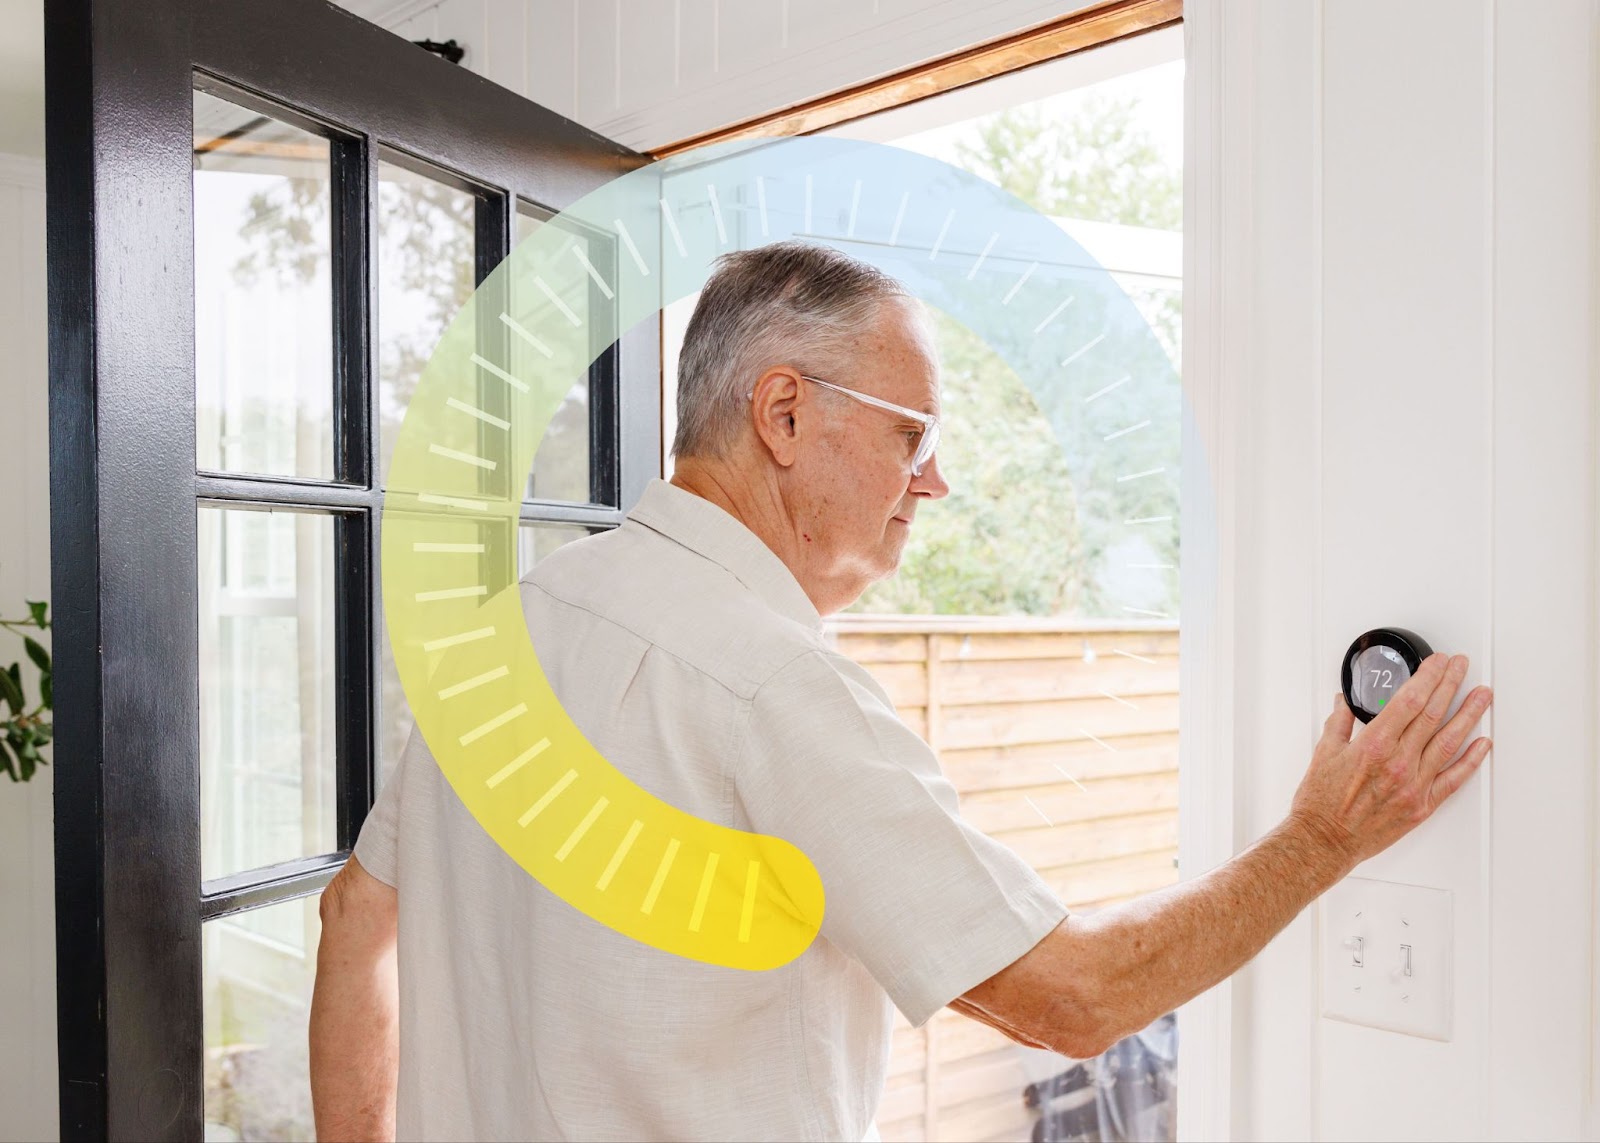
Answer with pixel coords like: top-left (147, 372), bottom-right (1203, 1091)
top-left (911, 452), bottom-right (951, 499)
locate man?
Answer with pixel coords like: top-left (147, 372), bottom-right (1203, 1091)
top-left (310, 240), bottom-right (1494, 1141)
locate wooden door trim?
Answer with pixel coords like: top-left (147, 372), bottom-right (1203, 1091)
top-left (649, 0), bottom-right (1182, 159)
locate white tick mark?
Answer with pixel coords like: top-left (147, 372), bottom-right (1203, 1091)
top-left (1003, 262), bottom-right (1038, 305)
top-left (966, 232), bottom-right (998, 280)
top-left (1032, 296), bottom-right (1074, 336)
top-left (928, 208), bottom-right (955, 260)
top-left (658, 198), bottom-right (687, 257)
top-left (612, 218), bottom-right (651, 277)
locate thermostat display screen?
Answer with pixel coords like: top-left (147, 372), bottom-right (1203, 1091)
top-left (1351, 645), bottom-right (1410, 712)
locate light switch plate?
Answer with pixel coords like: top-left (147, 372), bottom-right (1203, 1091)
top-left (1320, 876), bottom-right (1453, 1041)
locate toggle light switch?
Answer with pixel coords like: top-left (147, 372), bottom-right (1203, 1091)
top-left (1389, 944), bottom-right (1412, 982)
top-left (1320, 877), bottom-right (1452, 1040)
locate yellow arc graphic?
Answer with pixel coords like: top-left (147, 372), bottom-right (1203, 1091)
top-left (383, 135), bottom-right (1182, 972)
top-left (383, 201), bottom-right (825, 972)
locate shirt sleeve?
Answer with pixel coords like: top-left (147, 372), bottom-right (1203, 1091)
top-left (733, 648), bottom-right (1069, 1028)
top-left (352, 723), bottom-right (412, 888)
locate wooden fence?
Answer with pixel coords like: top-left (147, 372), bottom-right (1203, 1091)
top-left (823, 615), bottom-right (1182, 1143)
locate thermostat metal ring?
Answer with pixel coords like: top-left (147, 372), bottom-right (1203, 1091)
top-left (1341, 627), bottom-right (1435, 724)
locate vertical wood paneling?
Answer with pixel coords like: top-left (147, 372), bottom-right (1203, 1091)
top-left (715, 0), bottom-right (785, 77)
top-left (921, 632), bottom-right (942, 1141)
top-left (388, 6), bottom-right (441, 44)
top-left (523, 0), bottom-right (578, 121)
top-left (1194, 0), bottom-right (1600, 1138)
top-left (1317, 2), bottom-right (1490, 1136)
top-left (434, 0), bottom-right (488, 72)
top-left (573, 1), bottom-right (620, 129)
top-left (597, 0), bottom-right (1104, 149)
top-left (783, 0), bottom-right (872, 58)
top-left (1212, 0), bottom-right (1315, 1137)
top-left (676, 0), bottom-right (718, 87)
top-left (1486, 2), bottom-right (1596, 1138)
top-left (0, 158), bottom-right (57, 1143)
top-left (340, 1), bottom-right (1113, 150)
top-left (19, 175), bottom-right (55, 1143)
top-left (617, 2), bottom-right (677, 120)
top-left (482, 0), bottom-right (527, 94)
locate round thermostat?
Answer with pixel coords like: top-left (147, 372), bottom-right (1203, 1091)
top-left (1341, 627), bottom-right (1435, 724)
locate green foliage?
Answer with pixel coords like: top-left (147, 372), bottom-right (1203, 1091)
top-left (851, 311), bottom-right (1088, 616)
top-left (951, 94), bottom-right (1182, 230)
top-left (850, 91), bottom-right (1183, 618)
top-left (0, 600), bottom-right (53, 782)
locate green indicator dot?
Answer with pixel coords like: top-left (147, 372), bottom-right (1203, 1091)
top-left (1378, 698), bottom-right (1387, 706)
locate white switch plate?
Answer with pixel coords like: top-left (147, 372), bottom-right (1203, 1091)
top-left (1320, 876), bottom-right (1453, 1041)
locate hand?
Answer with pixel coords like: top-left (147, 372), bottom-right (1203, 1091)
top-left (1289, 653), bottom-right (1493, 871)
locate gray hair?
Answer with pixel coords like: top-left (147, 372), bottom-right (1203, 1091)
top-left (671, 239), bottom-right (917, 462)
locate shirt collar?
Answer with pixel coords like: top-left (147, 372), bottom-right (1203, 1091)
top-left (626, 478), bottom-right (824, 634)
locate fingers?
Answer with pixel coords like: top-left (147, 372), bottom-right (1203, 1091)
top-left (1363, 652), bottom-right (1451, 757)
top-left (1420, 682), bottom-right (1494, 774)
top-left (1324, 691), bottom-right (1354, 742)
top-left (1397, 654), bottom-right (1470, 764)
top-left (1427, 736), bottom-right (1492, 812)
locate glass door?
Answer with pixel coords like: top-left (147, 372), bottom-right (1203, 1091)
top-left (45, 2), bottom-right (658, 1138)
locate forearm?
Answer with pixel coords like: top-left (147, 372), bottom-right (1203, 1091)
top-left (1077, 813), bottom-right (1352, 1052)
top-left (309, 892), bottom-right (399, 1140)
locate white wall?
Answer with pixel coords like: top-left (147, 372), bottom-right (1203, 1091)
top-left (1191, 0), bottom-right (1599, 1137)
top-left (338, 0), bottom-right (1102, 152)
top-left (0, 151), bottom-right (58, 1143)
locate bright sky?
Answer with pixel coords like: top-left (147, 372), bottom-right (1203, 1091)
top-left (887, 57), bottom-right (1185, 183)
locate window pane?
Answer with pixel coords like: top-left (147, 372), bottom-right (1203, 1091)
top-left (517, 522), bottom-right (598, 578)
top-left (378, 515), bottom-right (518, 789)
top-left (514, 205), bottom-right (597, 504)
top-left (378, 158), bottom-right (477, 486)
top-left (379, 520), bottom-right (594, 787)
top-left (203, 893), bottom-right (320, 1142)
top-left (199, 507), bottom-right (337, 881)
top-left (193, 90), bottom-right (334, 481)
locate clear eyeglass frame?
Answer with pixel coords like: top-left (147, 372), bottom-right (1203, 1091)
top-left (746, 373), bottom-right (941, 477)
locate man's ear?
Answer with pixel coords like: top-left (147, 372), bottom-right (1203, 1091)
top-left (750, 367), bottom-right (806, 468)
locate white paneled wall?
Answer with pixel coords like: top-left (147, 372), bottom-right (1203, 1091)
top-left (336, 0), bottom-right (1102, 151)
top-left (0, 152), bottom-right (58, 1143)
top-left (1191, 0), bottom-right (1600, 1138)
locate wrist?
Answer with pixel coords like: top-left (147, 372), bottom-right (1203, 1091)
top-left (1279, 809), bottom-right (1359, 890)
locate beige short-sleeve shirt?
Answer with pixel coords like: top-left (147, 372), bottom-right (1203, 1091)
top-left (354, 478), bottom-right (1067, 1142)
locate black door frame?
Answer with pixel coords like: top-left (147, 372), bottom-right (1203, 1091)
top-left (45, 2), bottom-right (657, 1137)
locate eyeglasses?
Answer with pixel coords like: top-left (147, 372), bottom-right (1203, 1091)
top-left (745, 374), bottom-right (942, 477)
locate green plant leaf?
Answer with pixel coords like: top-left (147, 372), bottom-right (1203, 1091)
top-left (18, 740), bottom-right (40, 764)
top-left (19, 752), bottom-right (34, 782)
top-left (26, 601), bottom-right (46, 627)
top-left (0, 667), bottom-right (22, 716)
top-left (0, 740), bottom-right (15, 781)
top-left (40, 673), bottom-right (51, 709)
top-left (23, 637), bottom-right (49, 674)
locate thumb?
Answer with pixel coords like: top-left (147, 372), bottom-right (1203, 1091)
top-left (1324, 691), bottom-right (1354, 741)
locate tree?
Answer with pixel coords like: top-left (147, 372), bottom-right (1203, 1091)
top-left (848, 90), bottom-right (1183, 618)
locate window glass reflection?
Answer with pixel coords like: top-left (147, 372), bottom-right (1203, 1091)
top-left (378, 158), bottom-right (477, 486)
top-left (517, 522), bottom-right (599, 579)
top-left (203, 892), bottom-right (321, 1142)
top-left (514, 205), bottom-right (598, 504)
top-left (193, 90), bottom-right (334, 481)
top-left (198, 507), bottom-right (337, 881)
